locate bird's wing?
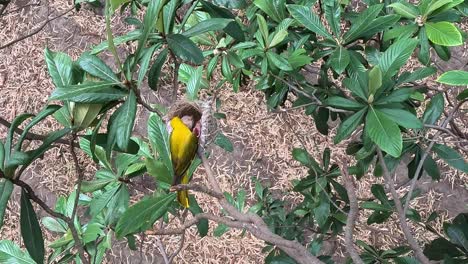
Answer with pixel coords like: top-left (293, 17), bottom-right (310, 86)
top-left (170, 119), bottom-right (198, 185)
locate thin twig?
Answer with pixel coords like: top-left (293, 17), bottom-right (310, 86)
top-left (10, 178), bottom-right (89, 263)
top-left (403, 99), bottom-right (467, 216)
top-left (168, 210), bottom-right (188, 263)
top-left (341, 163), bottom-right (364, 264)
top-left (169, 51), bottom-right (180, 103)
top-left (171, 183), bottom-right (223, 199)
top-left (0, 116), bottom-right (69, 144)
top-left (0, 6), bottom-right (74, 49)
top-left (377, 149), bottom-right (430, 264)
top-left (130, 84), bottom-right (164, 118)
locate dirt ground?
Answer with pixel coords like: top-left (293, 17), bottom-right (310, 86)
top-left (1, 0), bottom-right (467, 263)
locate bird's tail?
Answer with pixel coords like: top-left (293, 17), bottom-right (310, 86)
top-left (176, 172), bottom-right (190, 208)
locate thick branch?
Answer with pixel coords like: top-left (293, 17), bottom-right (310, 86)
top-left (377, 149), bottom-right (430, 264)
top-left (341, 164), bottom-right (364, 264)
top-left (197, 152), bottom-right (323, 264)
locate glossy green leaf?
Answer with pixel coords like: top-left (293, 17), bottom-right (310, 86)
top-left (91, 30), bottom-right (142, 55)
top-left (422, 93), bottom-right (444, 125)
top-left (334, 108), bottom-right (367, 144)
top-left (418, 27), bottom-right (431, 65)
top-left (378, 108), bottom-right (423, 129)
top-left (287, 4), bottom-right (334, 39)
top-left (148, 48), bottom-right (169, 91)
top-left (188, 195), bottom-right (208, 237)
top-left (78, 53), bottom-right (120, 83)
top-left (366, 107), bottom-right (402, 157)
top-left (323, 0), bottom-right (341, 36)
top-left (115, 193), bottom-right (176, 238)
top-left (41, 217), bottom-right (67, 233)
top-left (183, 18), bottom-right (233, 37)
top-left (425, 22), bottom-right (463, 46)
top-left (398, 67), bottom-right (437, 84)
top-left (329, 47), bottom-right (350, 74)
top-left (148, 114), bottom-right (174, 176)
top-left (44, 47), bottom-right (73, 87)
top-left (423, 238), bottom-right (463, 260)
top-left (437, 70), bottom-right (468, 86)
top-left (49, 81), bottom-right (125, 103)
top-left (343, 4), bottom-right (383, 43)
top-left (267, 52), bottom-right (292, 71)
top-left (423, 155), bottom-right (440, 180)
top-left (20, 189), bottom-right (44, 264)
top-left (389, 2), bottom-right (419, 18)
top-left (137, 45), bottom-right (159, 87)
top-left (186, 66), bottom-right (203, 101)
top-left (368, 66), bottom-right (382, 95)
top-left (326, 96), bottom-right (365, 110)
top-left (375, 88), bottom-right (413, 105)
top-left (254, 0), bottom-right (286, 22)
top-left (166, 34), bottom-right (204, 64)
top-left (0, 240), bottom-right (36, 264)
top-left (433, 144), bottom-right (468, 173)
top-left (0, 179), bottom-right (13, 230)
top-left (107, 90), bottom-right (137, 152)
top-left (199, 1), bottom-right (245, 41)
top-left (214, 132), bottom-right (233, 152)
top-left (379, 38), bottom-right (418, 78)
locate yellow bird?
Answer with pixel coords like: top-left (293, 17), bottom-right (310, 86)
top-left (169, 116), bottom-right (199, 208)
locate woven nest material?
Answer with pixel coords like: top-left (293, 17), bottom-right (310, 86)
top-left (165, 99), bottom-right (215, 149)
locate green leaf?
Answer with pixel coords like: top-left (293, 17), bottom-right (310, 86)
top-left (270, 29), bottom-right (288, 48)
top-left (111, 0), bottom-right (131, 11)
top-left (292, 148), bottom-right (322, 172)
top-left (107, 90), bottom-right (137, 152)
top-left (20, 189), bottom-right (44, 264)
top-left (0, 180), bottom-right (13, 230)
top-left (423, 155), bottom-right (440, 180)
top-left (186, 66), bottom-right (203, 101)
top-left (78, 53), bottom-right (120, 83)
top-left (314, 191), bottom-right (330, 228)
top-left (133, 0), bottom-right (165, 70)
top-left (199, 1), bottom-right (245, 41)
top-left (334, 108), bottom-right (367, 144)
top-left (418, 27), bottom-right (431, 65)
top-left (0, 141), bottom-right (4, 171)
top-left (166, 34), bottom-right (204, 65)
top-left (378, 108), bottom-right (423, 129)
top-left (457, 89), bottom-right (468, 101)
top-left (44, 47), bottom-right (73, 87)
top-left (398, 67), bottom-right (437, 84)
top-left (188, 196), bottom-right (208, 237)
top-left (326, 96), bottom-right (365, 110)
top-left (115, 193), bottom-right (176, 238)
top-left (423, 238), bottom-right (463, 260)
top-left (287, 4), bottom-right (334, 39)
top-left (362, 201), bottom-right (392, 211)
top-left (389, 2), bottom-right (419, 18)
top-left (145, 158), bottom-right (172, 188)
top-left (183, 18), bottom-right (233, 37)
top-left (214, 132), bottom-right (233, 152)
top-left (81, 179), bottom-right (114, 193)
top-left (148, 114), bottom-right (174, 176)
top-left (267, 52), bottom-right (292, 71)
top-left (91, 30), bottom-right (141, 55)
top-left (137, 45), bottom-right (159, 87)
top-left (368, 66), bottom-right (382, 95)
top-left (256, 14), bottom-right (269, 45)
top-left (41, 217), bottom-right (67, 233)
top-left (425, 22), bottom-right (463, 46)
top-left (16, 105), bottom-right (61, 151)
top-left (254, 0), bottom-right (286, 22)
top-left (148, 48), bottom-right (169, 91)
top-left (375, 88), bottom-right (413, 105)
top-left (422, 93), bottom-right (444, 125)
top-left (379, 38), bottom-right (418, 78)
top-left (0, 240), bottom-right (36, 264)
top-left (89, 185), bottom-right (121, 217)
top-left (343, 4), bottom-right (383, 43)
top-left (437, 70), bottom-right (468, 86)
top-left (324, 0), bottom-right (341, 36)
top-left (433, 144), bottom-right (468, 173)
top-left (329, 47), bottom-right (350, 74)
top-left (366, 107), bottom-right (402, 157)
top-left (343, 76), bottom-right (367, 100)
top-left (49, 81), bottom-right (125, 103)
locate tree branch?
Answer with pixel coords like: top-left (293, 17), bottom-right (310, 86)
top-left (340, 163), bottom-right (364, 264)
top-left (377, 149), bottom-right (430, 264)
top-left (403, 99), bottom-right (467, 216)
top-left (0, 6), bottom-right (75, 50)
top-left (169, 51), bottom-right (180, 103)
top-left (10, 178), bottom-right (89, 263)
